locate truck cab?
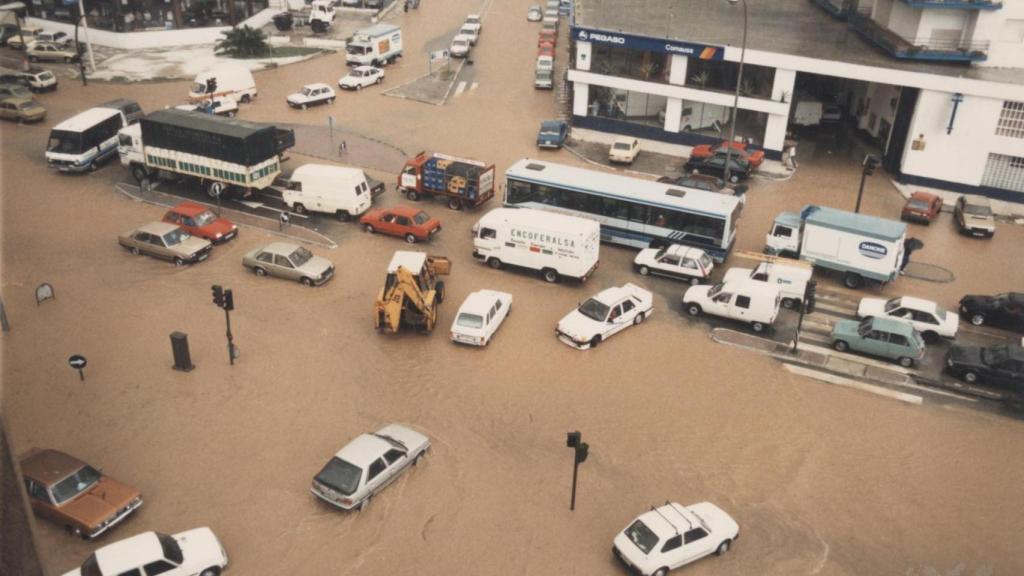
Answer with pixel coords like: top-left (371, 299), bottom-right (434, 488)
top-left (764, 212), bottom-right (802, 257)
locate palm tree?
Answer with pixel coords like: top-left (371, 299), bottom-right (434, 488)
top-left (215, 25), bottom-right (268, 58)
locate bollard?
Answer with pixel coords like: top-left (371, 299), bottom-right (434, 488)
top-left (170, 331), bottom-right (194, 372)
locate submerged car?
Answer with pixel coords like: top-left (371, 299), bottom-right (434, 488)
top-left (945, 344), bottom-right (1024, 390)
top-left (338, 66), bottom-right (384, 90)
top-left (450, 35), bottom-right (472, 58)
top-left (60, 528), bottom-right (228, 576)
top-left (831, 316), bottom-right (926, 368)
top-left (27, 41), bottom-right (79, 63)
top-left (901, 191), bottom-right (943, 224)
top-left (162, 201), bottom-right (238, 244)
top-left (20, 448), bottom-right (143, 539)
top-left (118, 222), bottom-right (212, 266)
top-left (0, 96), bottom-right (46, 123)
top-left (609, 136), bottom-right (640, 164)
top-left (953, 194), bottom-right (995, 237)
top-left (311, 423), bottom-right (430, 511)
top-left (527, 5), bottom-right (543, 21)
top-left (242, 242), bottom-right (334, 286)
top-left (451, 289), bottom-right (512, 346)
top-left (534, 68), bottom-right (553, 90)
top-left (958, 292), bottom-right (1024, 332)
top-left (287, 83), bottom-right (336, 108)
top-left (613, 501), bottom-right (739, 576)
top-left (684, 153), bottom-right (753, 183)
top-left (857, 295), bottom-right (959, 342)
top-left (175, 96), bottom-right (237, 117)
top-left (633, 244), bottom-right (713, 284)
top-left (556, 283), bottom-right (653, 350)
top-left (360, 205), bottom-right (441, 244)
top-left (537, 120), bottom-right (569, 148)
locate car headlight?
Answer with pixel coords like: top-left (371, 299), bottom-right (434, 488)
top-left (215, 232), bottom-right (222, 239)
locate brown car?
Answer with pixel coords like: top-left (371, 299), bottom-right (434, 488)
top-left (20, 448), bottom-right (143, 538)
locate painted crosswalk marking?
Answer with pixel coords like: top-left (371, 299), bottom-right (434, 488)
top-left (454, 81), bottom-right (467, 96)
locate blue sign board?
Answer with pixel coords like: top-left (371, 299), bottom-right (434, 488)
top-left (572, 26), bottom-right (725, 61)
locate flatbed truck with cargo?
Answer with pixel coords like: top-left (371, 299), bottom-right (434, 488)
top-left (399, 151), bottom-right (495, 211)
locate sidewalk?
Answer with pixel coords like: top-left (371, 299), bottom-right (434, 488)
top-left (283, 124), bottom-right (408, 174)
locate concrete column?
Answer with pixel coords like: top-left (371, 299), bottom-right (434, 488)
top-left (771, 68), bottom-right (796, 104)
top-left (664, 97), bottom-right (682, 133)
top-left (573, 82), bottom-right (590, 117)
top-left (669, 54), bottom-right (687, 86)
top-left (575, 40), bottom-right (591, 71)
top-left (764, 113), bottom-right (789, 153)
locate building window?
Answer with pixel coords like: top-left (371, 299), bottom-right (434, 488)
top-left (587, 86), bottom-right (666, 128)
top-left (590, 45), bottom-right (671, 83)
top-left (981, 153), bottom-right (1024, 194)
top-left (996, 101), bottom-right (1024, 139)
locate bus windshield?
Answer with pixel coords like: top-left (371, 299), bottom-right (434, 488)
top-left (47, 130), bottom-right (83, 154)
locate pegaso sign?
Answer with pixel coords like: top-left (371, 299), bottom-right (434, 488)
top-left (574, 27), bottom-right (723, 61)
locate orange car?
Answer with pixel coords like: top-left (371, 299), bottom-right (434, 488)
top-left (162, 201), bottom-right (238, 244)
top-left (901, 191), bottom-right (943, 224)
top-left (360, 205), bottom-right (441, 243)
top-left (20, 448), bottom-right (143, 539)
top-left (689, 141), bottom-right (765, 168)
top-left (539, 29), bottom-right (557, 47)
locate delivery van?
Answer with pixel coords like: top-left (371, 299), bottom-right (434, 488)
top-left (46, 107), bottom-right (126, 172)
top-left (682, 278), bottom-right (782, 333)
top-left (472, 207), bottom-right (599, 283)
top-left (189, 64), bottom-right (257, 103)
top-left (281, 164), bottom-right (373, 221)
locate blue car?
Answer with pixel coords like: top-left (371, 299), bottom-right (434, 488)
top-left (537, 120), bottom-right (569, 149)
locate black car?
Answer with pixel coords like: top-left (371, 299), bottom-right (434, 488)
top-left (659, 173), bottom-right (748, 196)
top-left (683, 153), bottom-right (752, 184)
top-left (945, 344), bottom-right (1024, 391)
top-left (958, 292), bottom-right (1024, 332)
top-left (0, 74), bottom-right (31, 89)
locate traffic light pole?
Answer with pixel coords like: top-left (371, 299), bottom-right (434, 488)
top-left (212, 285), bottom-right (236, 366)
top-left (224, 306), bottom-right (234, 366)
top-left (570, 456), bottom-right (579, 511)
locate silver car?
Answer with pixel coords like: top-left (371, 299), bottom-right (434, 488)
top-left (242, 242), bottom-right (334, 286)
top-left (118, 221), bottom-right (212, 266)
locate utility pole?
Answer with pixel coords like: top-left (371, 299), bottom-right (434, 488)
top-left (854, 154), bottom-right (880, 214)
top-left (722, 0), bottom-right (747, 184)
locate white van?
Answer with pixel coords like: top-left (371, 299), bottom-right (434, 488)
top-left (472, 207), bottom-right (599, 284)
top-left (723, 261), bottom-right (811, 310)
top-left (46, 107), bottom-right (126, 172)
top-left (189, 64), bottom-right (257, 104)
top-left (682, 279), bottom-right (781, 333)
top-left (281, 164), bottom-right (373, 221)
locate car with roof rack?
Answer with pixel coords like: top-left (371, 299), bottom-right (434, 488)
top-left (613, 501), bottom-right (738, 576)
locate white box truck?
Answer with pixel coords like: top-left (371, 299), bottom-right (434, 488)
top-left (723, 261), bottom-right (811, 310)
top-left (189, 64), bottom-right (257, 104)
top-left (472, 207), bottom-right (599, 284)
top-left (765, 205), bottom-right (906, 289)
top-left (346, 24), bottom-right (403, 67)
top-left (279, 164), bottom-right (373, 221)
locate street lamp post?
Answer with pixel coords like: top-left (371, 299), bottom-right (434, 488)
top-left (723, 0), bottom-right (748, 184)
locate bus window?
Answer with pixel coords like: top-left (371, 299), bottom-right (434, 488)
top-left (507, 180), bottom-right (533, 203)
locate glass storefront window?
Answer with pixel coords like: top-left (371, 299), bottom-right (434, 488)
top-left (590, 44), bottom-right (671, 83)
top-left (587, 87), bottom-right (666, 129)
top-left (686, 58), bottom-right (775, 100)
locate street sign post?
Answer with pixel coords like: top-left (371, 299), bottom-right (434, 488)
top-left (68, 354), bottom-right (87, 381)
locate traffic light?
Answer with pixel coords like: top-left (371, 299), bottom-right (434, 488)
top-left (223, 289), bottom-right (234, 312)
top-left (863, 154), bottom-right (880, 176)
top-left (803, 280), bottom-right (817, 314)
top-left (212, 284), bottom-right (224, 308)
top-left (206, 77), bottom-right (217, 95)
top-left (566, 431), bottom-right (581, 448)
top-left (575, 442), bottom-right (589, 464)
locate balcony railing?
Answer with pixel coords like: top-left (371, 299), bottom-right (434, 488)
top-left (899, 0), bottom-right (1002, 10)
top-left (809, 0), bottom-right (854, 19)
top-left (849, 12), bottom-right (989, 62)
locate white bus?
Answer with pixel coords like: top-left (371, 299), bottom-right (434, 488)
top-left (504, 159), bottom-right (743, 262)
top-left (46, 107), bottom-right (126, 173)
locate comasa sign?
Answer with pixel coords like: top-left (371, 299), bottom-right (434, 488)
top-left (573, 26), bottom-right (724, 61)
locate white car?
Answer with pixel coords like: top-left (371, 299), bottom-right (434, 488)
top-left (536, 55), bottom-right (554, 72)
top-left (556, 283), bottom-right (653, 349)
top-left (451, 289), bottom-right (512, 346)
top-left (61, 528), bottom-right (228, 576)
top-left (609, 136), bottom-right (640, 164)
top-left (458, 23), bottom-right (479, 45)
top-left (287, 83), bottom-right (336, 109)
top-left (338, 66), bottom-right (384, 90)
top-left (634, 245), bottom-right (713, 285)
top-left (464, 14), bottom-right (482, 34)
top-left (450, 35), bottom-right (472, 58)
top-left (175, 96), bottom-right (237, 117)
top-left (311, 423), bottom-right (430, 511)
top-left (527, 5), bottom-right (543, 21)
top-left (613, 502), bottom-right (739, 576)
top-left (857, 295), bottom-right (959, 342)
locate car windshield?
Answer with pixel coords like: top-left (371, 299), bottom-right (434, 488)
top-left (162, 228), bottom-right (191, 246)
top-left (315, 457), bottom-right (362, 495)
top-left (51, 465), bottom-right (101, 505)
top-left (454, 39), bottom-right (468, 47)
top-left (193, 210), bottom-right (216, 227)
top-left (414, 211), bottom-right (430, 225)
top-left (302, 87), bottom-right (314, 95)
top-left (39, 72), bottom-right (54, 80)
top-left (19, 100), bottom-right (39, 110)
top-left (536, 70), bottom-right (551, 79)
top-left (80, 554), bottom-right (101, 576)
top-left (540, 123), bottom-right (559, 134)
top-left (624, 520), bottom-right (659, 555)
top-left (191, 81), bottom-right (207, 94)
top-left (707, 282), bottom-right (724, 299)
top-left (290, 246), bottom-right (313, 266)
top-left (577, 298), bottom-right (610, 322)
top-left (907, 199), bottom-right (931, 211)
top-left (964, 202), bottom-right (992, 217)
top-left (613, 142), bottom-right (632, 150)
top-left (857, 317), bottom-right (873, 336)
top-left (156, 532), bottom-right (184, 564)
top-left (47, 129), bottom-right (82, 154)
top-left (884, 298), bottom-right (902, 313)
top-left (347, 45), bottom-right (369, 55)
top-left (654, 246), bottom-right (668, 259)
top-left (457, 313), bottom-right (484, 329)
top-left (982, 346), bottom-right (1009, 365)
top-left (698, 253), bottom-right (713, 270)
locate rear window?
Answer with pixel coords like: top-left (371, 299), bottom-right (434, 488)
top-left (623, 520), bottom-right (658, 555)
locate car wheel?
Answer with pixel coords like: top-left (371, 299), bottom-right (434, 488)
top-left (407, 190), bottom-right (420, 201)
top-left (293, 203), bottom-right (307, 215)
top-left (358, 495), bottom-right (371, 511)
top-left (241, 94), bottom-right (252, 104)
top-left (716, 539), bottom-right (732, 555)
top-left (638, 265), bottom-right (650, 276)
top-left (131, 165), bottom-right (150, 182)
top-left (782, 298), bottom-right (796, 310)
top-left (405, 233), bottom-right (417, 244)
top-left (301, 277), bottom-right (314, 287)
top-left (413, 452), bottom-right (424, 466)
top-left (970, 313), bottom-right (985, 326)
top-left (833, 340), bottom-right (849, 352)
top-left (686, 304), bottom-right (702, 317)
top-left (227, 111), bottom-right (236, 117)
top-left (843, 272), bottom-right (864, 290)
top-left (364, 224), bottom-right (375, 234)
top-left (922, 331), bottom-right (940, 344)
top-left (729, 174), bottom-right (740, 184)
top-left (633, 312), bottom-right (645, 325)
top-left (63, 56), bottom-right (72, 63)
top-left (199, 568), bottom-right (221, 576)
top-left (376, 77), bottom-right (382, 84)
top-left (751, 321), bottom-right (766, 333)
top-left (898, 356), bottom-right (915, 368)
top-left (690, 277), bottom-right (701, 286)
top-left (653, 568), bottom-right (668, 576)
top-left (130, 246), bottom-right (141, 255)
top-left (683, 125), bottom-right (692, 132)
top-left (174, 257), bottom-right (185, 267)
top-left (336, 210), bottom-right (352, 222)
top-left (357, 83), bottom-right (362, 91)
top-left (963, 371), bottom-right (979, 384)
top-left (589, 335), bottom-right (601, 348)
top-left (254, 267), bottom-right (267, 277)
top-left (328, 97), bottom-right (335, 104)
top-left (88, 161), bottom-right (98, 172)
top-left (488, 258), bottom-right (502, 270)
top-left (542, 268), bottom-right (559, 283)
top-left (447, 198), bottom-right (462, 211)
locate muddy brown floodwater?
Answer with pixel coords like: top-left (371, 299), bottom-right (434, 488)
top-left (3, 0), bottom-right (1024, 574)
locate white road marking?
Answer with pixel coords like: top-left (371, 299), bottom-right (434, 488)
top-left (238, 201), bottom-right (264, 209)
top-left (454, 81), bottom-right (467, 96)
top-left (469, 82), bottom-right (478, 91)
top-left (784, 364), bottom-right (923, 405)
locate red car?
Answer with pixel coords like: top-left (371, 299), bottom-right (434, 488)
top-left (901, 191), bottom-right (943, 224)
top-left (360, 205), bottom-right (441, 244)
top-left (162, 201), bottom-right (238, 244)
top-left (539, 30), bottom-right (557, 47)
top-left (689, 141), bottom-right (765, 168)
top-left (537, 44), bottom-right (555, 57)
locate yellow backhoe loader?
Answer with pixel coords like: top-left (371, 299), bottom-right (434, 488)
top-left (374, 251), bottom-right (451, 334)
